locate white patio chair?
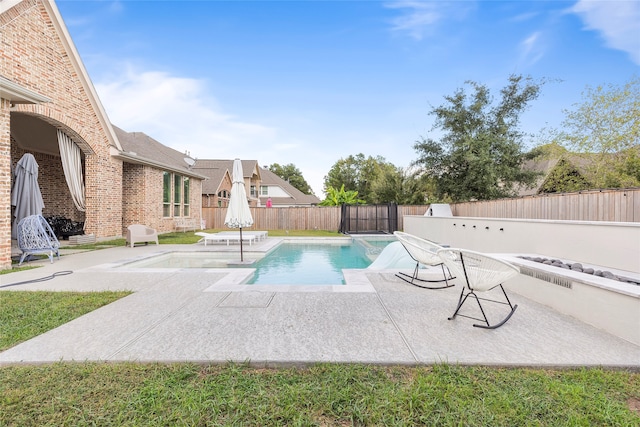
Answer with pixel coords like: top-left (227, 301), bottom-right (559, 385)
top-left (437, 248), bottom-right (519, 329)
top-left (126, 224), bottom-right (159, 248)
top-left (16, 214), bottom-right (60, 266)
top-left (393, 231), bottom-right (455, 289)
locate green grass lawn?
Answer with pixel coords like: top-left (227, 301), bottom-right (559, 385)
top-left (0, 291), bottom-right (131, 351)
top-left (0, 362), bottom-right (638, 426)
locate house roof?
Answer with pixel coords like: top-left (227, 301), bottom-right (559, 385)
top-left (113, 125), bottom-right (207, 180)
top-left (519, 152), bottom-right (603, 196)
top-left (191, 161), bottom-right (231, 194)
top-left (191, 159), bottom-right (261, 194)
top-left (258, 167), bottom-right (321, 205)
top-left (194, 159), bottom-right (260, 178)
top-left (193, 159), bottom-right (261, 194)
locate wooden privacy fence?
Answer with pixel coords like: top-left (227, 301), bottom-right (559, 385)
top-left (202, 189), bottom-right (638, 232)
top-left (451, 188), bottom-right (640, 222)
top-left (202, 205), bottom-right (433, 232)
top-left (202, 206), bottom-right (341, 231)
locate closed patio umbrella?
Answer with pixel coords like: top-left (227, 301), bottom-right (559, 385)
top-left (224, 158), bottom-right (254, 261)
top-left (11, 153), bottom-right (45, 239)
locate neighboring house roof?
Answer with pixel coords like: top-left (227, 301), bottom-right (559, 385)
top-left (258, 167), bottom-right (321, 206)
top-left (194, 159), bottom-right (261, 195)
top-left (191, 160), bottom-right (232, 195)
top-left (113, 126), bottom-right (207, 180)
top-left (519, 153), bottom-right (597, 196)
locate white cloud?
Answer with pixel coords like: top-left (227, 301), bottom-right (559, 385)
top-left (94, 66), bottom-right (278, 159)
top-left (519, 31), bottom-right (545, 67)
top-left (571, 0), bottom-right (640, 65)
top-left (510, 12), bottom-right (541, 23)
top-left (93, 65), bottom-right (334, 195)
top-left (385, 1), bottom-right (444, 40)
top-left (385, 1), bottom-right (474, 40)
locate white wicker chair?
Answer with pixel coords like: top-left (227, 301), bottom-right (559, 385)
top-left (437, 248), bottom-right (519, 329)
top-left (16, 214), bottom-right (60, 266)
top-left (393, 231), bottom-right (455, 289)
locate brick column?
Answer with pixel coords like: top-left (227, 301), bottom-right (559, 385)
top-left (0, 99), bottom-right (11, 270)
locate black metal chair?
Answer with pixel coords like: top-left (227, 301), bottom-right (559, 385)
top-left (437, 248), bottom-right (519, 329)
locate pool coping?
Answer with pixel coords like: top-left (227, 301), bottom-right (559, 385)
top-left (82, 236), bottom-right (396, 292)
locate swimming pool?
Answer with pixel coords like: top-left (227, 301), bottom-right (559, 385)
top-left (248, 242), bottom-right (370, 284)
top-left (121, 237), bottom-right (396, 285)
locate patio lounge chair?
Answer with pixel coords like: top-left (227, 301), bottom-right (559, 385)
top-left (126, 224), bottom-right (159, 248)
top-left (16, 214), bottom-right (60, 266)
top-left (393, 231), bottom-right (455, 289)
top-left (437, 248), bottom-right (519, 329)
top-left (194, 232), bottom-right (256, 246)
top-left (216, 230), bottom-right (268, 241)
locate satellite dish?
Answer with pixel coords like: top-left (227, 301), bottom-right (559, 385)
top-left (184, 157), bottom-right (196, 167)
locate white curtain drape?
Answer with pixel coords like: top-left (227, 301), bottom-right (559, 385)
top-left (57, 130), bottom-right (86, 212)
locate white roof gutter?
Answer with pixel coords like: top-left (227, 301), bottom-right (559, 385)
top-left (0, 76), bottom-right (51, 104)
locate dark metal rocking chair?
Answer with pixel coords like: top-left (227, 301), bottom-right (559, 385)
top-left (437, 248), bottom-right (519, 329)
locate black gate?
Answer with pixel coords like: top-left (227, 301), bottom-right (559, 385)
top-left (339, 203), bottom-right (398, 234)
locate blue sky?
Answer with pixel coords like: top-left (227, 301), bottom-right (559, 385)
top-left (56, 0), bottom-right (640, 196)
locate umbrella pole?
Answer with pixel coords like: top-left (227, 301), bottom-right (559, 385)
top-left (240, 227), bottom-right (244, 262)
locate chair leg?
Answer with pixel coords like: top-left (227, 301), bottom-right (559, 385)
top-left (396, 263), bottom-right (455, 289)
top-left (448, 286), bottom-right (470, 320)
top-left (472, 285), bottom-right (518, 329)
top-left (448, 285), bottom-right (518, 329)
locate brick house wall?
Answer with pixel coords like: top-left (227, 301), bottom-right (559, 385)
top-left (123, 164), bottom-right (203, 235)
top-left (0, 1), bottom-right (204, 269)
top-left (1, 1), bottom-right (123, 242)
top-left (190, 178), bottom-right (203, 229)
top-left (0, 0), bottom-right (123, 269)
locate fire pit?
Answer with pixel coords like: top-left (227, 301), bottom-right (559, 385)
top-left (518, 256), bottom-right (640, 286)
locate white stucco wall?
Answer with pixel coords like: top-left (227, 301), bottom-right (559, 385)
top-left (403, 216), bottom-right (640, 273)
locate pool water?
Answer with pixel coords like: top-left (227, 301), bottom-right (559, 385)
top-left (247, 243), bottom-right (371, 285)
top-left (120, 236), bottom-right (396, 285)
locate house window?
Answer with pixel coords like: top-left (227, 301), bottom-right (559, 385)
top-left (260, 186), bottom-right (269, 196)
top-left (183, 177), bottom-right (190, 217)
top-left (163, 172), bottom-right (190, 217)
top-left (250, 185), bottom-right (257, 197)
top-left (173, 174), bottom-right (182, 216)
top-left (163, 172), bottom-right (171, 217)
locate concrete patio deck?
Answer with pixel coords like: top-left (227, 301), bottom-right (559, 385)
top-left (1, 239), bottom-right (639, 368)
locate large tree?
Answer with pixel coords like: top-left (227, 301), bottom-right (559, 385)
top-left (550, 75), bottom-right (640, 188)
top-left (413, 75), bottom-right (542, 202)
top-left (268, 163), bottom-right (314, 195)
top-left (323, 154), bottom-right (395, 203)
top-left (369, 166), bottom-right (430, 205)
